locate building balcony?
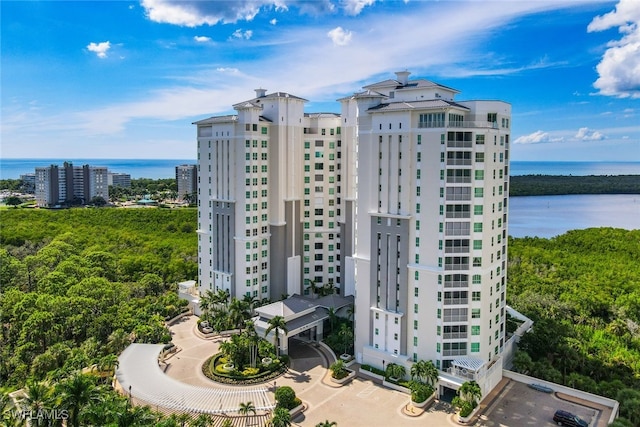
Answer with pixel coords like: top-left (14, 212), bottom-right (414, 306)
top-left (444, 264), bottom-right (469, 271)
top-left (443, 332), bottom-right (468, 340)
top-left (444, 298), bottom-right (469, 305)
top-left (443, 349), bottom-right (468, 357)
top-left (449, 121), bottom-right (498, 129)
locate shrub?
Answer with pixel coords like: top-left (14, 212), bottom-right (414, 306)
top-left (409, 381), bottom-right (434, 403)
top-left (360, 364), bottom-right (385, 376)
top-left (275, 385), bottom-right (298, 410)
top-left (242, 367), bottom-right (260, 376)
top-left (330, 360), bottom-right (348, 380)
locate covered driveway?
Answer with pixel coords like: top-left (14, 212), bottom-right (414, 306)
top-left (116, 343), bottom-right (274, 414)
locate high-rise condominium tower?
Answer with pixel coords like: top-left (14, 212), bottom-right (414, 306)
top-left (35, 162), bottom-right (109, 207)
top-left (195, 71), bottom-right (510, 395)
top-left (194, 91), bottom-right (346, 301)
top-left (343, 71), bottom-right (510, 394)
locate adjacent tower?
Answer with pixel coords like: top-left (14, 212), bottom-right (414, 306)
top-left (343, 71), bottom-right (510, 395)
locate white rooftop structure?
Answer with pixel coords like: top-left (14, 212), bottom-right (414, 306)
top-left (116, 344), bottom-right (274, 414)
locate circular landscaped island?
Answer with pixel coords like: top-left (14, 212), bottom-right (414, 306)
top-left (202, 327), bottom-right (288, 385)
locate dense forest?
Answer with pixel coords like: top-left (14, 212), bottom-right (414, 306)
top-left (508, 228), bottom-right (640, 426)
top-left (0, 209), bottom-right (197, 426)
top-left (509, 175), bottom-right (640, 196)
top-left (1, 209), bottom-right (639, 425)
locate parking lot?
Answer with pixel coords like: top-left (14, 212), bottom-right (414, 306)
top-left (476, 381), bottom-right (612, 427)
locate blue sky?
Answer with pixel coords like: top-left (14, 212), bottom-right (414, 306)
top-left (1, 0), bottom-right (639, 161)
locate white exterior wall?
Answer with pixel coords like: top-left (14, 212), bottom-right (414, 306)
top-left (348, 73), bottom-right (510, 396)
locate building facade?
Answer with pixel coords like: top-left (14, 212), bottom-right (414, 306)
top-left (343, 71), bottom-right (510, 395)
top-left (175, 164), bottom-right (198, 201)
top-left (195, 71), bottom-right (510, 395)
top-left (35, 162), bottom-right (109, 207)
top-left (108, 173), bottom-right (132, 188)
top-left (194, 91), bottom-right (347, 302)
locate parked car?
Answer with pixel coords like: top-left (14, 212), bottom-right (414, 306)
top-left (553, 410), bottom-right (588, 427)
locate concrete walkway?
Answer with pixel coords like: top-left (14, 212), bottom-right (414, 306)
top-left (158, 315), bottom-right (460, 426)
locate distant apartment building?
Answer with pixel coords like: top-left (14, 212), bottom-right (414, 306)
top-left (175, 164), bottom-right (197, 201)
top-left (108, 173), bottom-right (132, 188)
top-left (20, 173), bottom-right (36, 194)
top-left (195, 71), bottom-right (511, 397)
top-left (35, 162), bottom-right (109, 207)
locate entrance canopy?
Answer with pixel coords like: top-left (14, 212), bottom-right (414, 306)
top-left (253, 294), bottom-right (354, 353)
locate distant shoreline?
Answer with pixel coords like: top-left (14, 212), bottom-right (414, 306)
top-left (509, 175), bottom-right (640, 196)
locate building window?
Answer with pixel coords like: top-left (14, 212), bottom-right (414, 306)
top-left (471, 343), bottom-right (480, 352)
top-left (413, 337), bottom-right (418, 346)
top-left (471, 325), bottom-right (480, 335)
top-left (473, 240), bottom-right (482, 250)
top-left (394, 333), bottom-right (398, 341)
top-left (472, 291), bottom-right (481, 301)
top-left (474, 223), bottom-right (483, 232)
top-left (472, 309), bottom-right (481, 318)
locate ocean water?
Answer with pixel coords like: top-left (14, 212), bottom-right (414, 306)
top-left (1, 159), bottom-right (639, 180)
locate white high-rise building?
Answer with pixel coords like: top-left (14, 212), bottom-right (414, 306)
top-left (195, 71), bottom-right (510, 396)
top-left (194, 91), bottom-right (344, 301)
top-left (343, 71), bottom-right (510, 395)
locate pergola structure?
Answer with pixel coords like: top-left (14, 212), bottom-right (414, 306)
top-left (253, 294), bottom-right (354, 354)
top-left (116, 344), bottom-right (274, 414)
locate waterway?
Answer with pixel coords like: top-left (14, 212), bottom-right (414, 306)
top-left (508, 194), bottom-right (640, 238)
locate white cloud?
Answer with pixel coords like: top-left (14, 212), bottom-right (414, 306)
top-left (140, 0), bottom-right (377, 28)
top-left (575, 127), bottom-right (605, 141)
top-left (231, 29), bottom-right (253, 40)
top-left (193, 36), bottom-right (211, 43)
top-left (587, 0), bottom-right (640, 98)
top-left (342, 0), bottom-right (377, 15)
top-left (270, 18), bottom-right (277, 25)
top-left (87, 41), bottom-right (111, 58)
top-left (514, 130), bottom-right (552, 144)
top-left (327, 26), bottom-right (352, 46)
top-left (141, 0), bottom-right (268, 26)
top-left (20, 1), bottom-right (594, 145)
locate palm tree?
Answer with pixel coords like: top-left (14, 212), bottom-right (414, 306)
top-left (175, 413), bottom-right (192, 427)
top-left (220, 419), bottom-right (233, 427)
top-left (410, 360), bottom-right (438, 386)
top-left (458, 380), bottom-right (482, 406)
top-left (242, 294), bottom-right (259, 316)
top-left (189, 413), bottom-right (214, 427)
top-left (198, 290), bottom-right (218, 318)
top-left (327, 307), bottom-right (337, 334)
top-left (107, 329), bottom-right (131, 354)
top-left (229, 297), bottom-right (250, 332)
top-left (265, 316), bottom-right (288, 356)
top-left (316, 421), bottom-right (337, 427)
top-left (268, 407), bottom-right (291, 427)
top-left (337, 323), bottom-right (353, 356)
top-left (21, 380), bottom-right (54, 427)
top-left (305, 278), bottom-right (319, 298)
top-left (238, 401), bottom-right (256, 427)
top-left (97, 354), bottom-right (119, 376)
top-left (346, 305), bottom-right (355, 322)
top-left (385, 363), bottom-right (406, 381)
top-left (245, 321), bottom-right (260, 368)
top-left (56, 372), bottom-right (100, 427)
